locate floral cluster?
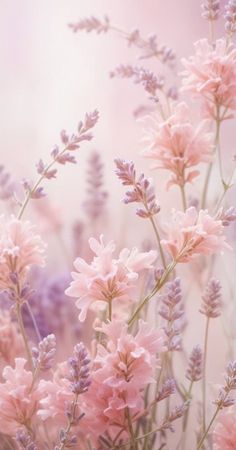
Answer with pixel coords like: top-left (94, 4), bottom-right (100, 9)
top-left (0, 2), bottom-right (236, 450)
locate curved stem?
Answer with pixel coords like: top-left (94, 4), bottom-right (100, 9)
top-left (17, 147), bottom-right (68, 220)
top-left (25, 301), bottom-right (42, 342)
top-left (202, 317), bottom-right (210, 433)
top-left (149, 216), bottom-right (167, 269)
top-left (180, 185), bottom-right (187, 211)
top-left (201, 108), bottom-right (221, 209)
top-left (196, 406), bottom-right (220, 450)
top-left (128, 260), bottom-right (177, 327)
top-left (16, 302), bottom-right (33, 370)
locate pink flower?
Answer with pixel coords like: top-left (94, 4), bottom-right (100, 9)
top-left (213, 408), bottom-right (236, 450)
top-left (0, 309), bottom-right (24, 365)
top-left (82, 320), bottom-right (166, 441)
top-left (181, 39), bottom-right (236, 117)
top-left (0, 358), bottom-right (42, 435)
top-left (65, 235), bottom-right (156, 321)
top-left (38, 362), bottom-right (74, 426)
top-left (143, 102), bottom-right (213, 188)
top-left (161, 207), bottom-right (229, 262)
top-left (0, 215), bottom-right (46, 290)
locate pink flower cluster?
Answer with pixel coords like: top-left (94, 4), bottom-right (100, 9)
top-left (0, 216), bottom-right (46, 290)
top-left (182, 39), bottom-right (236, 117)
top-left (82, 320), bottom-right (166, 442)
top-left (161, 207), bottom-right (229, 262)
top-left (66, 235), bottom-right (156, 321)
top-left (143, 102), bottom-right (213, 188)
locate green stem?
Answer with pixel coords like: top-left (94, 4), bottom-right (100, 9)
top-left (128, 260), bottom-right (177, 327)
top-left (202, 317), bottom-right (210, 433)
top-left (108, 300), bottom-right (112, 321)
top-left (196, 405), bottom-right (220, 450)
top-left (16, 302), bottom-right (33, 370)
top-left (17, 147), bottom-right (68, 220)
top-left (180, 185), bottom-right (187, 211)
top-left (149, 216), bottom-right (167, 269)
top-left (58, 394), bottom-right (79, 450)
top-left (201, 108), bottom-right (221, 209)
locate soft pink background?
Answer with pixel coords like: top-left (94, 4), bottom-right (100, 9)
top-left (0, 2), bottom-right (235, 444)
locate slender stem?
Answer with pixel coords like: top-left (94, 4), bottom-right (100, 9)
top-left (196, 405), bottom-right (220, 450)
top-left (108, 300), bottom-right (112, 321)
top-left (126, 408), bottom-right (137, 450)
top-left (17, 147), bottom-right (68, 220)
top-left (202, 317), bottom-right (210, 433)
top-left (25, 301), bottom-right (42, 342)
top-left (58, 394), bottom-right (79, 450)
top-left (179, 381), bottom-right (193, 450)
top-left (16, 302), bottom-right (33, 370)
top-left (128, 260), bottom-right (177, 327)
top-left (201, 108), bottom-right (221, 209)
top-left (149, 216), bottom-right (167, 269)
top-left (180, 185), bottom-right (187, 211)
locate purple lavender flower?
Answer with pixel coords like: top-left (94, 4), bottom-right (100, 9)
top-left (159, 278), bottom-right (185, 351)
top-left (67, 342), bottom-right (91, 395)
top-left (115, 158), bottom-right (160, 218)
top-left (199, 278), bottom-right (222, 318)
top-left (214, 361), bottom-right (236, 408)
top-left (110, 65), bottom-right (164, 98)
top-left (225, 0), bottom-right (236, 34)
top-left (83, 151), bottom-right (108, 221)
top-left (156, 378), bottom-right (176, 402)
top-left (15, 430), bottom-right (37, 450)
top-left (201, 0), bottom-right (220, 20)
top-left (186, 346), bottom-right (203, 382)
top-left (32, 334), bottom-right (56, 371)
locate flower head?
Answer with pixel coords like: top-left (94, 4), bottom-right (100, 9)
top-left (0, 358), bottom-right (42, 436)
top-left (181, 39), bottom-right (236, 117)
top-left (213, 408), bottom-right (236, 449)
top-left (161, 207), bottom-right (229, 262)
top-left (143, 102), bottom-right (213, 188)
top-left (0, 216), bottom-right (46, 291)
top-left (66, 235), bottom-right (156, 321)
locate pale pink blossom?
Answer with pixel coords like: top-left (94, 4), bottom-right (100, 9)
top-left (0, 309), bottom-right (24, 366)
top-left (38, 362), bottom-right (74, 427)
top-left (82, 320), bottom-right (166, 441)
top-left (161, 207), bottom-right (229, 262)
top-left (181, 39), bottom-right (236, 117)
top-left (143, 102), bottom-right (213, 188)
top-left (66, 235), bottom-right (156, 321)
top-left (213, 408), bottom-right (236, 449)
top-left (0, 216), bottom-right (46, 290)
top-left (0, 358), bottom-right (42, 435)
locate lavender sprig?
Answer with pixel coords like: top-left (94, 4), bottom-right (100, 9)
top-left (69, 16), bottom-right (175, 65)
top-left (83, 151), bottom-right (108, 221)
top-left (32, 333), bottom-right (56, 371)
top-left (225, 0), bottom-right (236, 36)
top-left (186, 346), bottom-right (203, 382)
top-left (18, 110), bottom-right (99, 220)
top-left (110, 65), bottom-right (164, 100)
top-left (15, 429), bottom-right (37, 450)
top-left (159, 278), bottom-right (185, 352)
top-left (55, 343), bottom-right (91, 450)
top-left (201, 0), bottom-right (220, 20)
top-left (114, 159), bottom-right (160, 219)
top-left (199, 278), bottom-right (222, 318)
top-left (197, 361), bottom-right (236, 449)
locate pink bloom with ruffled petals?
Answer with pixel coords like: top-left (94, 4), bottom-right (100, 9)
top-left (143, 102), bottom-right (213, 188)
top-left (0, 309), bottom-right (24, 365)
top-left (0, 358), bottom-right (42, 436)
top-left (0, 215), bottom-right (46, 290)
top-left (82, 320), bottom-right (166, 442)
top-left (213, 408), bottom-right (236, 450)
top-left (161, 207), bottom-right (229, 262)
top-left (66, 235), bottom-right (156, 321)
top-left (181, 39), bottom-right (236, 117)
